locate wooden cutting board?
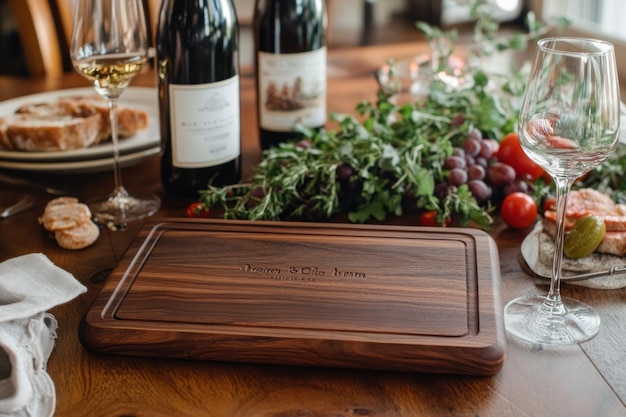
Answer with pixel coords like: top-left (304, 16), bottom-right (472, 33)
top-left (80, 219), bottom-right (506, 375)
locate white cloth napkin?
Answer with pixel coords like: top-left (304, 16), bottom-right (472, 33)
top-left (0, 253), bottom-right (86, 417)
top-left (0, 254), bottom-right (86, 321)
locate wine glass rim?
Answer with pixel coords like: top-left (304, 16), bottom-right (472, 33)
top-left (537, 37), bottom-right (614, 56)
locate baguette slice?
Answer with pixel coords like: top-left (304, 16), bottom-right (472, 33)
top-left (54, 220), bottom-right (100, 250)
top-left (39, 196), bottom-right (100, 250)
top-left (39, 199), bottom-right (93, 231)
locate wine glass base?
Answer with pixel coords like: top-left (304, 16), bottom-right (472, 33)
top-left (89, 192), bottom-right (160, 229)
top-left (504, 295), bottom-right (600, 345)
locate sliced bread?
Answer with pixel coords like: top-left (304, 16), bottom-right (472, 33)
top-left (1, 95), bottom-right (149, 152)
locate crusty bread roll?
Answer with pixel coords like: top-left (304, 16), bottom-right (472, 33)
top-left (1, 95), bottom-right (149, 152)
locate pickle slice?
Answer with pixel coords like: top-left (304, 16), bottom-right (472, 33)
top-left (563, 214), bottom-right (606, 259)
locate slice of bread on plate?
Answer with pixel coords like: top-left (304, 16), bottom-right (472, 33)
top-left (1, 95), bottom-right (149, 152)
top-left (21, 96), bottom-right (149, 142)
top-left (1, 112), bottom-right (102, 151)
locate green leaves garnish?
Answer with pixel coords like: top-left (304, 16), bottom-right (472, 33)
top-left (198, 72), bottom-right (518, 227)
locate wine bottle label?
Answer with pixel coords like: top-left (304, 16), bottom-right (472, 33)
top-left (258, 48), bottom-right (327, 131)
top-left (169, 76), bottom-right (240, 168)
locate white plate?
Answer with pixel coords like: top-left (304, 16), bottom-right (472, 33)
top-left (0, 146), bottom-right (159, 174)
top-left (520, 223), bottom-right (626, 289)
top-left (0, 87), bottom-right (160, 162)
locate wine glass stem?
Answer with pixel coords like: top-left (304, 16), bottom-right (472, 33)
top-left (543, 175), bottom-right (575, 315)
top-left (107, 98), bottom-right (127, 198)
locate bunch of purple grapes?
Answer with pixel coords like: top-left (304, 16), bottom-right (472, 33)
top-left (439, 128), bottom-right (528, 204)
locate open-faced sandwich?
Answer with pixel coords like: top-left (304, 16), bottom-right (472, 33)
top-left (0, 95), bottom-right (148, 152)
top-left (530, 188), bottom-right (626, 288)
top-left (541, 188), bottom-right (626, 257)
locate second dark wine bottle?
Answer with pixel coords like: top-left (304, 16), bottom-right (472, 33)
top-left (156, 0), bottom-right (241, 197)
top-left (253, 0), bottom-right (327, 150)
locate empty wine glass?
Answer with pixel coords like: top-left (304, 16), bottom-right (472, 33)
top-left (504, 38), bottom-right (621, 344)
top-left (70, 0), bottom-right (160, 228)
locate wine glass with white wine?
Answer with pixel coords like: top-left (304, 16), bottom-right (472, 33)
top-left (70, 0), bottom-right (160, 228)
top-left (505, 38), bottom-right (621, 344)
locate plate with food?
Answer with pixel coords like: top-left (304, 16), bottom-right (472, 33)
top-left (0, 87), bottom-right (159, 163)
top-left (520, 188), bottom-right (626, 289)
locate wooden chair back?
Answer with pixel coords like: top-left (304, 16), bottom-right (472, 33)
top-left (7, 0), bottom-right (161, 78)
top-left (7, 0), bottom-right (67, 77)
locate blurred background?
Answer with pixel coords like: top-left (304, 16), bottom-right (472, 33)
top-left (0, 0), bottom-right (525, 76)
top-left (1, 0), bottom-right (625, 78)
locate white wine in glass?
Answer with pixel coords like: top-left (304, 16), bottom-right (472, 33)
top-left (71, 0), bottom-right (160, 228)
top-left (505, 38), bottom-right (621, 345)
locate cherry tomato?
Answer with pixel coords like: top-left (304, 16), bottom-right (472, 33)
top-left (419, 210), bottom-right (451, 227)
top-left (500, 192), bottom-right (538, 229)
top-left (497, 133), bottom-right (545, 181)
top-left (187, 202), bottom-right (211, 218)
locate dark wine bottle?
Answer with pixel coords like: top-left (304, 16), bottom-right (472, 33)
top-left (253, 0), bottom-right (327, 150)
top-left (156, 0), bottom-right (241, 197)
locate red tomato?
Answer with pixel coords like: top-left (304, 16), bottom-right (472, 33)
top-left (497, 133), bottom-right (545, 181)
top-left (500, 192), bottom-right (538, 229)
top-left (419, 210), bottom-right (451, 227)
top-left (187, 202), bottom-right (211, 218)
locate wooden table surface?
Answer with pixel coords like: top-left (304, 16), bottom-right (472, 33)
top-left (0, 42), bottom-right (625, 417)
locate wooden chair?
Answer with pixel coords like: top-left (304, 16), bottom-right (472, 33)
top-left (7, 0), bottom-right (366, 77)
top-left (7, 0), bottom-right (67, 77)
top-left (7, 0), bottom-right (161, 78)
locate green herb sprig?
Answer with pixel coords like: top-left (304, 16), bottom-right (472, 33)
top-left (199, 70), bottom-right (522, 227)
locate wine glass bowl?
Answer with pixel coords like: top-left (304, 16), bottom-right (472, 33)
top-left (70, 0), bottom-right (160, 227)
top-left (73, 54), bottom-right (148, 100)
top-left (505, 37), bottom-right (621, 345)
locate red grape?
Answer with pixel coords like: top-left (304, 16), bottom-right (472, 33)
top-left (449, 168), bottom-right (468, 186)
top-left (468, 164), bottom-right (486, 181)
top-left (479, 141), bottom-right (494, 159)
top-left (462, 138), bottom-right (481, 157)
top-left (468, 179), bottom-right (492, 202)
top-left (488, 162), bottom-right (516, 186)
top-left (444, 156), bottom-right (466, 170)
